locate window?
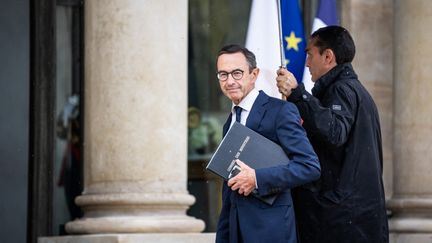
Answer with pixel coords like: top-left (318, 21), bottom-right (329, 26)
top-left (53, 0), bottom-right (84, 236)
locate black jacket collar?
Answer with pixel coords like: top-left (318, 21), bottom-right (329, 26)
top-left (312, 63), bottom-right (358, 99)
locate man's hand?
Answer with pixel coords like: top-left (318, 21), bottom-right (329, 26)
top-left (276, 67), bottom-right (298, 98)
top-left (228, 160), bottom-right (256, 196)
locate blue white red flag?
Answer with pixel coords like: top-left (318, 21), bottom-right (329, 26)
top-left (302, 0), bottom-right (339, 92)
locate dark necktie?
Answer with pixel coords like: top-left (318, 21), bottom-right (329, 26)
top-left (234, 106), bottom-right (242, 123)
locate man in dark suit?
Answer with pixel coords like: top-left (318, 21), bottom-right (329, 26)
top-left (215, 44), bottom-right (320, 243)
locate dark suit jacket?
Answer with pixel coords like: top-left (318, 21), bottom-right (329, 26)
top-left (216, 91), bottom-right (320, 243)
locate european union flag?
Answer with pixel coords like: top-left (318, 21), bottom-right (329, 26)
top-left (280, 0), bottom-right (306, 82)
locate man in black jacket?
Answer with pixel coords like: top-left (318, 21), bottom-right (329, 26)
top-left (276, 26), bottom-right (389, 243)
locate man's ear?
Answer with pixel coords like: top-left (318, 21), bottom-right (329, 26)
top-left (324, 49), bottom-right (337, 65)
top-left (251, 68), bottom-right (260, 82)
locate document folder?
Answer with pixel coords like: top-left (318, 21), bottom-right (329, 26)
top-left (206, 122), bottom-right (290, 205)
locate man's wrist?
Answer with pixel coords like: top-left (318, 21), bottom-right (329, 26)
top-left (286, 83), bottom-right (305, 102)
top-left (252, 169), bottom-right (258, 189)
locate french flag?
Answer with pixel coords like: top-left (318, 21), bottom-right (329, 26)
top-left (302, 0), bottom-right (339, 92)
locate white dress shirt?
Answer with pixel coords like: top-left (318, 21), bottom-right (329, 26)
top-left (229, 88), bottom-right (260, 128)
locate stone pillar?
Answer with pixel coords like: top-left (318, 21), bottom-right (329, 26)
top-left (65, 0), bottom-right (205, 234)
top-left (387, 0), bottom-right (432, 241)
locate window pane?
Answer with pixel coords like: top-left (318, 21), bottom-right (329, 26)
top-left (53, 4), bottom-right (83, 235)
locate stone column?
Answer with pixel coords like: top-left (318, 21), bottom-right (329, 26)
top-left (387, 0), bottom-right (432, 241)
top-left (65, 0), bottom-right (205, 234)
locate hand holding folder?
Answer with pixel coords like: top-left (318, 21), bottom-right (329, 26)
top-left (226, 160), bottom-right (257, 197)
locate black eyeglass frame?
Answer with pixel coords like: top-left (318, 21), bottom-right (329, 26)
top-left (216, 69), bottom-right (245, 81)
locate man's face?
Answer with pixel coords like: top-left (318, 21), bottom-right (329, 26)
top-left (305, 39), bottom-right (333, 82)
top-left (217, 52), bottom-right (258, 104)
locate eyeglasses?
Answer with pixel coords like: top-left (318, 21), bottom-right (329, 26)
top-left (217, 69), bottom-right (244, 81)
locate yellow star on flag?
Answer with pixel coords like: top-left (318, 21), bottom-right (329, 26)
top-left (285, 31), bottom-right (302, 51)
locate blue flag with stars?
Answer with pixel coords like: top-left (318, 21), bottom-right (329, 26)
top-left (280, 0), bottom-right (306, 82)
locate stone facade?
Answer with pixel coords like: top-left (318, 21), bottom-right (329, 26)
top-left (40, 0), bottom-right (432, 242)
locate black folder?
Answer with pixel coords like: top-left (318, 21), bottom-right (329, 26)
top-left (206, 122), bottom-right (290, 205)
